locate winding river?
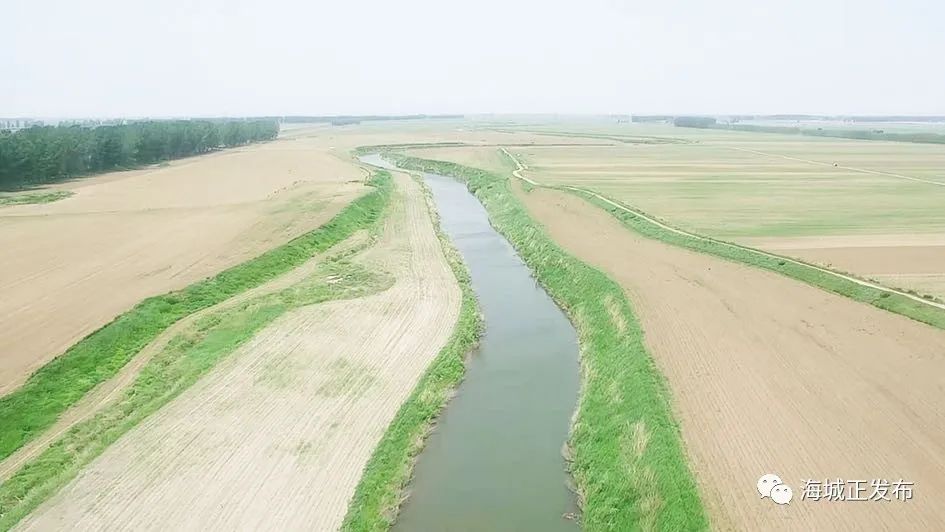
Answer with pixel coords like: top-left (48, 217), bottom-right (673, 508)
top-left (360, 154), bottom-right (580, 530)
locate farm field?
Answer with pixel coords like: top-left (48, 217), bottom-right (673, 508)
top-left (15, 169), bottom-right (462, 530)
top-left (0, 136), bottom-right (366, 393)
top-left (471, 124), bottom-right (945, 301)
top-left (514, 181), bottom-right (945, 530)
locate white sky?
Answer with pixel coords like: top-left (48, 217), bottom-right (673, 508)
top-left (3, 0), bottom-right (943, 117)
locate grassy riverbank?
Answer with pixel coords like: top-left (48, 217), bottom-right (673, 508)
top-left (341, 166), bottom-right (482, 532)
top-left (389, 154), bottom-right (707, 531)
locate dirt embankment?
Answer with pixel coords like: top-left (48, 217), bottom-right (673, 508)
top-left (17, 172), bottom-right (461, 531)
top-left (517, 184), bottom-right (945, 531)
top-left (0, 139), bottom-right (364, 394)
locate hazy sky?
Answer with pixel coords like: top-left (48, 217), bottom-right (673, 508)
top-left (3, 0), bottom-right (943, 117)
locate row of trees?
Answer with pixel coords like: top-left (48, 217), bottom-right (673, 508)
top-left (0, 119), bottom-right (279, 189)
top-left (278, 114), bottom-right (463, 123)
top-left (673, 116), bottom-right (717, 128)
top-left (711, 123), bottom-right (945, 145)
top-left (670, 117), bottom-right (945, 145)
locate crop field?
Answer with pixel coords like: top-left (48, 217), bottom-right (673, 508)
top-left (475, 125), bottom-right (945, 301)
top-left (0, 136), bottom-right (366, 393)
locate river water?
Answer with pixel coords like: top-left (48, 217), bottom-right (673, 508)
top-left (360, 154), bottom-right (580, 531)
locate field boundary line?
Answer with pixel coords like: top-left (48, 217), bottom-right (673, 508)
top-left (501, 147), bottom-right (945, 313)
top-left (729, 146), bottom-right (945, 187)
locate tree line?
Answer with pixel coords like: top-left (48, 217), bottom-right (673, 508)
top-left (278, 114), bottom-right (463, 123)
top-left (671, 118), bottom-right (945, 145)
top-left (716, 123), bottom-right (945, 145)
top-left (673, 116), bottom-right (717, 128)
top-left (0, 119), bottom-right (279, 190)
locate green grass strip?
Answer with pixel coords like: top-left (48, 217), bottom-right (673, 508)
top-left (568, 190), bottom-right (945, 330)
top-left (0, 256), bottom-right (394, 530)
top-left (352, 142), bottom-right (467, 156)
top-left (0, 190), bottom-right (72, 206)
top-left (0, 171), bottom-right (393, 463)
top-left (341, 172), bottom-right (482, 531)
top-left (388, 155), bottom-right (708, 531)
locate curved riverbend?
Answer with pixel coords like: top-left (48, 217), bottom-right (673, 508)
top-left (360, 154), bottom-right (580, 530)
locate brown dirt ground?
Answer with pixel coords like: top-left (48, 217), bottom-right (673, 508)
top-left (516, 183), bottom-right (945, 531)
top-left (0, 231), bottom-right (371, 483)
top-left (17, 171), bottom-right (461, 531)
top-left (741, 234), bottom-right (945, 301)
top-left (0, 138), bottom-right (365, 394)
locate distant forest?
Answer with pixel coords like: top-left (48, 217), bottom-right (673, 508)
top-left (671, 118), bottom-right (945, 145)
top-left (277, 114), bottom-right (463, 124)
top-left (0, 119), bottom-right (279, 190)
top-left (635, 114), bottom-right (945, 123)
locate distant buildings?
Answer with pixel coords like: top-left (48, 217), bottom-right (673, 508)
top-left (0, 119), bottom-right (45, 131)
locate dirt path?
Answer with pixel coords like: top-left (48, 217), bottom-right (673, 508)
top-left (17, 171), bottom-right (461, 531)
top-left (0, 231), bottom-right (370, 483)
top-left (0, 139), bottom-right (364, 394)
top-left (516, 183), bottom-right (945, 530)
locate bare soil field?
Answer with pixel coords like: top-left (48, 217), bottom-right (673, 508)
top-left (18, 171), bottom-right (461, 531)
top-left (0, 138), bottom-right (365, 394)
top-left (0, 231), bottom-right (371, 483)
top-left (740, 234), bottom-right (945, 301)
top-left (516, 183), bottom-right (945, 530)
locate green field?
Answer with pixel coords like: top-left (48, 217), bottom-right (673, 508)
top-left (497, 125), bottom-right (945, 238)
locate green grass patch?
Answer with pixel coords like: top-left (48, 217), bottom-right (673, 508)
top-left (341, 170), bottom-right (482, 531)
top-left (569, 190), bottom-right (945, 330)
top-left (0, 256), bottom-right (393, 530)
top-left (0, 172), bottom-right (392, 464)
top-left (0, 190), bottom-right (72, 206)
top-left (388, 155), bottom-right (708, 531)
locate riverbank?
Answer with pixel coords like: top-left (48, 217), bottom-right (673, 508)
top-left (388, 153), bottom-right (707, 531)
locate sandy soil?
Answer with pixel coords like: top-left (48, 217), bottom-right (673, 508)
top-left (517, 184), bottom-right (945, 530)
top-left (18, 171), bottom-right (461, 531)
top-left (0, 138), bottom-right (365, 394)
